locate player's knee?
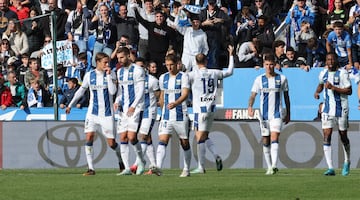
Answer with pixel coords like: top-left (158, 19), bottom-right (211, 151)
top-left (130, 139), bottom-right (139, 145)
top-left (85, 141), bottom-right (93, 146)
top-left (181, 142), bottom-right (190, 151)
top-left (110, 142), bottom-right (118, 150)
top-left (197, 139), bottom-right (206, 144)
top-left (158, 141), bottom-right (168, 146)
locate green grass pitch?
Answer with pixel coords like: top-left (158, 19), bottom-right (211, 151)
top-left (0, 168), bottom-right (359, 200)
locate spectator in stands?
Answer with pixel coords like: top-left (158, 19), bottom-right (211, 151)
top-left (326, 21), bottom-right (352, 69)
top-left (326, 0), bottom-right (349, 30)
top-left (285, 0), bottom-right (315, 50)
top-left (50, 64), bottom-right (69, 104)
top-left (295, 20), bottom-right (316, 57)
top-left (9, 0), bottom-right (29, 21)
top-left (174, 13), bottom-right (208, 72)
top-left (2, 18), bottom-right (29, 57)
top-left (347, 0), bottom-right (360, 35)
top-left (22, 7), bottom-right (44, 56)
top-left (65, 43), bottom-right (85, 83)
top-left (20, 78), bottom-right (52, 108)
top-left (30, 34), bottom-right (51, 59)
top-left (226, 0), bottom-right (242, 20)
top-left (273, 40), bottom-right (286, 70)
top-left (0, 38), bottom-right (15, 70)
top-left (199, 0), bottom-right (230, 69)
top-left (36, 0), bottom-right (49, 15)
top-left (249, 0), bottom-right (272, 19)
top-left (112, 3), bottom-right (139, 48)
top-left (147, 60), bottom-right (157, 77)
top-left (24, 57), bottom-right (49, 89)
top-left (237, 37), bottom-right (261, 68)
top-left (248, 15), bottom-right (275, 55)
top-left (6, 55), bottom-right (19, 75)
top-left (133, 0), bottom-right (155, 60)
top-left (58, 0), bottom-right (77, 12)
top-left (0, 72), bottom-right (12, 109)
top-left (306, 37), bottom-right (327, 68)
top-left (282, 46), bottom-right (309, 71)
top-left (0, 0), bottom-right (18, 36)
top-left (5, 71), bottom-right (25, 107)
top-left (134, 5), bottom-right (176, 77)
top-left (89, 4), bottom-right (117, 67)
top-left (16, 53), bottom-right (29, 84)
top-left (352, 24), bottom-right (360, 69)
top-left (39, 0), bottom-right (68, 41)
top-left (65, 0), bottom-right (92, 54)
top-left (312, 0), bottom-right (329, 37)
top-left (59, 77), bottom-right (88, 108)
top-left (166, 1), bottom-right (185, 57)
top-left (234, 6), bottom-right (256, 45)
top-left (111, 34), bottom-right (137, 64)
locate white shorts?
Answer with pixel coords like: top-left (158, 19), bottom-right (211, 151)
top-left (138, 117), bottom-right (155, 135)
top-left (193, 112), bottom-right (214, 132)
top-left (117, 110), bottom-right (143, 133)
top-left (84, 115), bottom-right (115, 139)
top-left (259, 118), bottom-right (283, 136)
top-left (158, 119), bottom-right (189, 139)
top-left (321, 111), bottom-right (349, 131)
top-left (181, 53), bottom-right (196, 71)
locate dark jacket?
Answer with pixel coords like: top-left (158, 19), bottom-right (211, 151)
top-left (134, 9), bottom-right (176, 53)
top-left (112, 9), bottom-right (139, 45)
top-left (39, 8), bottom-right (68, 40)
top-left (60, 85), bottom-right (88, 107)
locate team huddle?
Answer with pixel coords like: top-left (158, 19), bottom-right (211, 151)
top-left (66, 45), bottom-right (234, 177)
top-left (66, 46), bottom-right (355, 177)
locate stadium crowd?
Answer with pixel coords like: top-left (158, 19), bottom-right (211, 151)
top-left (0, 0), bottom-right (358, 108)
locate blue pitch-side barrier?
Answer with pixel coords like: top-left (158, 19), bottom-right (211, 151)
top-left (0, 68), bottom-right (358, 121)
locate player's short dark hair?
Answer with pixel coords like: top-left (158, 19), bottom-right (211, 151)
top-left (263, 53), bottom-right (275, 63)
top-left (95, 52), bottom-right (109, 62)
top-left (116, 46), bottom-right (130, 55)
top-left (165, 54), bottom-right (178, 63)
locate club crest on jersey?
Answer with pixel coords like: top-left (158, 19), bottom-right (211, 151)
top-left (275, 79), bottom-right (281, 85)
top-left (176, 79), bottom-right (181, 85)
top-left (103, 77), bottom-right (108, 84)
top-left (129, 72), bottom-right (134, 79)
top-left (334, 76), bottom-right (339, 84)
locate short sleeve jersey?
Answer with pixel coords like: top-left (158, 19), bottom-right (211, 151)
top-left (251, 73), bottom-right (289, 120)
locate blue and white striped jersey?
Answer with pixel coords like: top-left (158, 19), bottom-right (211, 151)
top-left (251, 73), bottom-right (289, 120)
top-left (319, 68), bottom-right (351, 117)
top-left (143, 73), bottom-right (159, 118)
top-left (159, 72), bottom-right (189, 121)
top-left (81, 69), bottom-right (117, 117)
top-left (116, 64), bottom-right (145, 112)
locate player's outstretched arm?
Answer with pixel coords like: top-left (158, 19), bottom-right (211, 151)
top-left (222, 45), bottom-right (234, 78)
